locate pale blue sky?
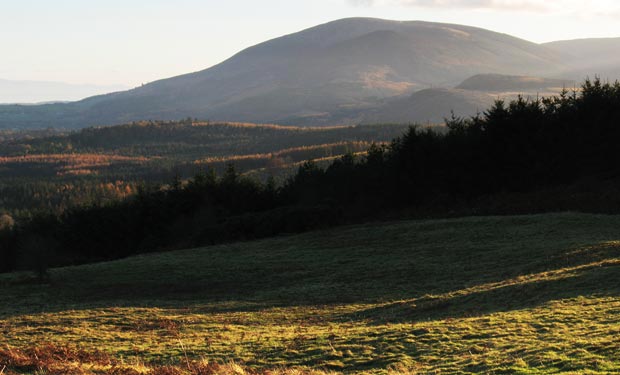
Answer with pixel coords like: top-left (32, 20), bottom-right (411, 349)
top-left (2, 0), bottom-right (620, 87)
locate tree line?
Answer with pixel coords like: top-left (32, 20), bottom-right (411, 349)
top-left (3, 78), bottom-right (620, 275)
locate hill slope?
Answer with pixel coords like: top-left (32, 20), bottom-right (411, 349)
top-left (544, 38), bottom-right (620, 81)
top-left (456, 74), bottom-right (574, 92)
top-left (0, 121), bottom-right (411, 215)
top-left (358, 73), bottom-right (575, 124)
top-left (0, 18), bottom-right (567, 129)
top-left (2, 213), bottom-right (620, 374)
top-left (360, 88), bottom-right (496, 124)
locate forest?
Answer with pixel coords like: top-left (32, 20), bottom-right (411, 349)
top-left (2, 79), bottom-right (620, 274)
top-left (0, 122), bottom-right (411, 216)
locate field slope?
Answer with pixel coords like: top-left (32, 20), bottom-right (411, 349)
top-left (2, 213), bottom-right (620, 374)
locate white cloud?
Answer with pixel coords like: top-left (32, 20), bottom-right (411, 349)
top-left (349, 0), bottom-right (376, 5)
top-left (348, 0), bottom-right (620, 14)
top-left (396, 0), bottom-right (547, 11)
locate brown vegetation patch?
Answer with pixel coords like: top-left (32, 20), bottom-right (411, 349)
top-left (190, 121), bottom-right (349, 132)
top-left (194, 142), bottom-right (373, 166)
top-left (0, 344), bottom-right (349, 375)
top-left (129, 317), bottom-right (182, 336)
top-left (0, 154), bottom-right (150, 176)
top-left (0, 344), bottom-right (113, 374)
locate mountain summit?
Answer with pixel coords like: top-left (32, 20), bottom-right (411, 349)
top-left (0, 18), bottom-right (610, 129)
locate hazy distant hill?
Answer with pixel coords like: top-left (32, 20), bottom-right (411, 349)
top-left (356, 72), bottom-right (579, 124)
top-left (3, 19), bottom-right (619, 130)
top-left (360, 88), bottom-right (495, 124)
top-left (456, 74), bottom-right (574, 92)
top-left (543, 38), bottom-right (620, 81)
top-left (0, 18), bottom-right (569, 129)
top-left (0, 79), bottom-right (127, 104)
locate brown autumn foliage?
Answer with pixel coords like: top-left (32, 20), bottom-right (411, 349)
top-left (194, 142), bottom-right (373, 164)
top-left (189, 121), bottom-right (349, 132)
top-left (0, 213), bottom-right (14, 231)
top-left (0, 154), bottom-right (149, 165)
top-left (0, 344), bottom-right (113, 374)
top-left (0, 344), bottom-right (358, 375)
top-left (0, 154), bottom-right (150, 176)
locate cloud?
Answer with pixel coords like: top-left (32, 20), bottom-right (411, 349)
top-left (396, 0), bottom-right (546, 10)
top-left (349, 0), bottom-right (376, 5)
top-left (348, 0), bottom-right (620, 14)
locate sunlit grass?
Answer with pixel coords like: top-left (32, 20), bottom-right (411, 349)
top-left (2, 213), bottom-right (620, 374)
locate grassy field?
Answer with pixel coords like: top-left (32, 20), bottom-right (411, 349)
top-left (2, 213), bottom-right (620, 374)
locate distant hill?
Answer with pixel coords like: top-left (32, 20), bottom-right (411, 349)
top-left (0, 121), bottom-right (412, 215)
top-left (456, 74), bottom-right (574, 92)
top-left (360, 88), bottom-right (495, 124)
top-left (543, 38), bottom-right (620, 81)
top-left (544, 38), bottom-right (620, 65)
top-left (0, 79), bottom-right (128, 104)
top-left (357, 73), bottom-right (580, 124)
top-left (0, 18), bottom-right (568, 129)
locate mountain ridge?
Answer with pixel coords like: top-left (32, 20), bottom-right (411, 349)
top-left (0, 18), bottom-right (616, 129)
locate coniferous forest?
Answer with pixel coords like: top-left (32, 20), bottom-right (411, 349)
top-left (2, 79), bottom-right (620, 274)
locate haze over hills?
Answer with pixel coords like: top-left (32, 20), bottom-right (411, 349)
top-left (0, 18), bottom-right (618, 129)
top-left (0, 79), bottom-right (128, 104)
top-left (359, 88), bottom-right (493, 124)
top-left (544, 37), bottom-right (620, 80)
top-left (357, 73), bottom-right (578, 124)
top-left (456, 74), bottom-right (574, 92)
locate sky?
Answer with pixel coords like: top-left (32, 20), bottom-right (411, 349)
top-left (2, 0), bottom-right (620, 89)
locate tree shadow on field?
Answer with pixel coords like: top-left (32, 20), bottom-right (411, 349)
top-left (351, 245), bottom-right (620, 324)
top-left (2, 237), bottom-right (620, 321)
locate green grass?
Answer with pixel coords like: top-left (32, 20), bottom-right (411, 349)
top-left (2, 213), bottom-right (620, 374)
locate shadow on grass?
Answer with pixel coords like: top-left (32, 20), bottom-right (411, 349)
top-left (2, 238), bottom-right (620, 321)
top-left (353, 255), bottom-right (620, 324)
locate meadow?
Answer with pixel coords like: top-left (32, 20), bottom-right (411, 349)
top-left (2, 212), bottom-right (619, 374)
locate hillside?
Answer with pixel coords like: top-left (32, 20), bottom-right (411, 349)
top-left (544, 38), bottom-right (620, 66)
top-left (0, 17), bottom-right (568, 129)
top-left (1, 213), bottom-right (620, 374)
top-left (5, 79), bottom-right (620, 273)
top-left (544, 38), bottom-right (620, 82)
top-left (358, 73), bottom-right (575, 124)
top-left (0, 121), bottom-right (411, 215)
top-left (360, 88), bottom-right (496, 124)
top-left (456, 74), bottom-right (574, 92)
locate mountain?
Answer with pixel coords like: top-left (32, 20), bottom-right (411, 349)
top-left (456, 74), bottom-right (574, 92)
top-left (0, 79), bottom-right (128, 104)
top-left (360, 88), bottom-right (495, 124)
top-left (358, 72), bottom-right (581, 124)
top-left (543, 38), bottom-right (620, 81)
top-left (0, 18), bottom-right (569, 129)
